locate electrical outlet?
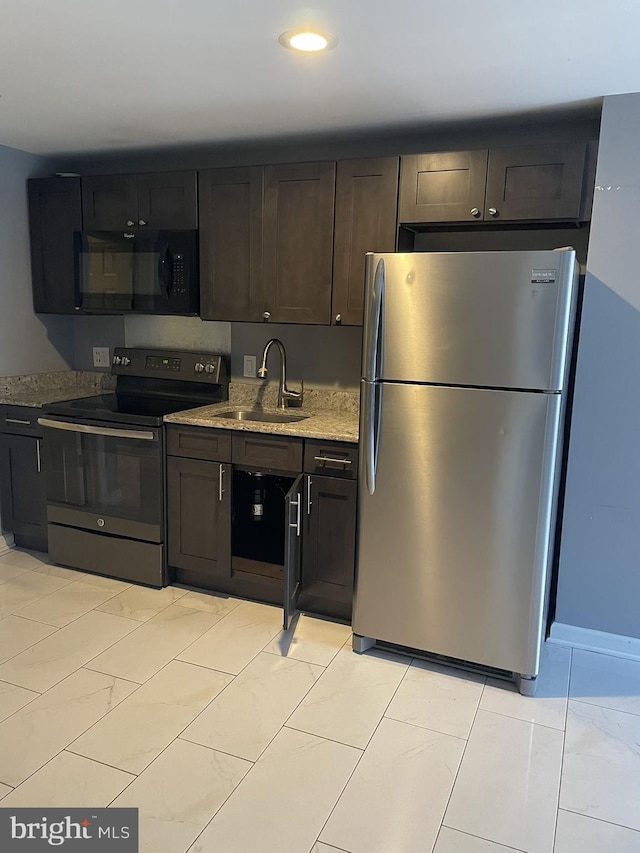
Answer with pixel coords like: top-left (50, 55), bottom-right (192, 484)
top-left (92, 347), bottom-right (110, 368)
top-left (243, 354), bottom-right (257, 378)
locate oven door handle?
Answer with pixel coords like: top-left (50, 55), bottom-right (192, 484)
top-left (37, 418), bottom-right (157, 442)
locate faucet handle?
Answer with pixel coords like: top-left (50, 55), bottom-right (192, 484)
top-left (283, 379), bottom-right (304, 408)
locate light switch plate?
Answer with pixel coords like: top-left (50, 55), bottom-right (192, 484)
top-left (92, 346), bottom-right (110, 368)
top-left (243, 355), bottom-right (257, 378)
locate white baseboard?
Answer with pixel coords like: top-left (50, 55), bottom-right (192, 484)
top-left (549, 622), bottom-right (640, 662)
top-left (0, 533), bottom-right (15, 556)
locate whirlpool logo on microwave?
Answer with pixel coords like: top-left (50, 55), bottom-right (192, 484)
top-left (0, 808), bottom-right (138, 850)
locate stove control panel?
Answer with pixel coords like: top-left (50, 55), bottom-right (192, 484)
top-left (146, 355), bottom-right (181, 372)
top-left (111, 348), bottom-right (228, 387)
top-left (193, 359), bottom-right (221, 379)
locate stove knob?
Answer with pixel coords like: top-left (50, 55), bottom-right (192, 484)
top-left (194, 362), bottom-right (205, 373)
top-left (121, 357), bottom-right (131, 366)
top-left (113, 355), bottom-right (122, 365)
top-left (204, 363), bottom-right (216, 374)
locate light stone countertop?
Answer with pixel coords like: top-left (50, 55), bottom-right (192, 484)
top-left (0, 371), bottom-right (114, 408)
top-left (164, 382), bottom-right (360, 444)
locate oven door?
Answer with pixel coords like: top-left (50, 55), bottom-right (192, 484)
top-left (38, 417), bottom-right (163, 542)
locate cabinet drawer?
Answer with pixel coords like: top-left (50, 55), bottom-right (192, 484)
top-left (167, 425), bottom-right (231, 462)
top-left (232, 432), bottom-right (302, 473)
top-left (0, 406), bottom-right (43, 436)
top-left (304, 441), bottom-right (358, 478)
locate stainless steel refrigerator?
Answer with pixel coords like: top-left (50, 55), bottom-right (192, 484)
top-left (353, 249), bottom-right (578, 695)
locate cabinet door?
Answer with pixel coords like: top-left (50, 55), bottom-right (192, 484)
top-left (0, 433), bottom-right (47, 551)
top-left (167, 456), bottom-right (230, 581)
top-left (300, 474), bottom-right (356, 620)
top-left (82, 175), bottom-right (138, 229)
top-left (137, 171), bottom-right (198, 229)
top-left (398, 150), bottom-right (488, 224)
top-left (484, 143), bottom-right (587, 221)
top-left (28, 177), bottom-right (82, 314)
top-left (332, 158), bottom-right (399, 326)
top-left (263, 161), bottom-right (336, 324)
top-left (199, 166), bottom-right (264, 321)
top-left (284, 474), bottom-right (303, 630)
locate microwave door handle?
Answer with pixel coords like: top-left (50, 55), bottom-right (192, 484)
top-left (158, 244), bottom-right (173, 296)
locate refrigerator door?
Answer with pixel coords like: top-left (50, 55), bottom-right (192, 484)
top-left (362, 249), bottom-right (577, 391)
top-left (354, 380), bottom-right (562, 676)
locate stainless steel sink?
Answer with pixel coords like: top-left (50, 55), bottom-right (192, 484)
top-left (214, 409), bottom-right (309, 424)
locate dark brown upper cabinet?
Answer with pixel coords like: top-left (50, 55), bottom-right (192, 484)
top-left (332, 157), bottom-right (399, 326)
top-left (484, 143), bottom-right (587, 221)
top-left (28, 177), bottom-right (82, 314)
top-left (399, 142), bottom-right (593, 225)
top-left (82, 171), bottom-right (197, 230)
top-left (262, 161), bottom-right (336, 325)
top-left (199, 166), bottom-right (264, 322)
top-left (399, 150), bottom-right (488, 224)
top-left (199, 158), bottom-right (400, 327)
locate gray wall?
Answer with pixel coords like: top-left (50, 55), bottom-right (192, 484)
top-left (117, 318), bottom-right (360, 389)
top-left (124, 315), bottom-right (230, 355)
top-left (72, 316), bottom-right (231, 373)
top-left (72, 316), bottom-right (125, 371)
top-left (231, 323), bottom-right (362, 389)
top-left (555, 93), bottom-right (640, 638)
top-left (0, 144), bottom-right (76, 375)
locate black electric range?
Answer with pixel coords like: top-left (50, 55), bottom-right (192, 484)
top-left (39, 347), bottom-right (229, 588)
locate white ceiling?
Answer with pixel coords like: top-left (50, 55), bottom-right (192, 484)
top-left (1, 0), bottom-right (639, 156)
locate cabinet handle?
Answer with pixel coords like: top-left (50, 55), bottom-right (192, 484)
top-left (335, 314), bottom-right (342, 324)
top-left (262, 311), bottom-right (271, 321)
top-left (289, 496), bottom-right (301, 536)
top-left (138, 219), bottom-right (147, 226)
top-left (5, 418), bottom-right (31, 426)
top-left (488, 207), bottom-right (498, 217)
top-left (470, 207), bottom-right (481, 218)
top-left (218, 463), bottom-right (224, 502)
top-left (307, 475), bottom-right (312, 515)
top-left (313, 455), bottom-right (352, 466)
top-left (36, 439), bottom-right (42, 473)
top-left (126, 220), bottom-right (135, 226)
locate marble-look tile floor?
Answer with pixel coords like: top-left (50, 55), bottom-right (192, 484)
top-left (1, 548), bottom-right (640, 853)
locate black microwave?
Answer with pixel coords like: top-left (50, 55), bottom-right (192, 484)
top-left (74, 230), bottom-right (198, 314)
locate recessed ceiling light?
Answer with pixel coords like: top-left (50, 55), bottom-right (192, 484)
top-left (278, 29), bottom-right (338, 53)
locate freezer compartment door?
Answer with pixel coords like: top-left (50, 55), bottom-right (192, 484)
top-left (354, 381), bottom-right (562, 676)
top-left (362, 250), bottom-right (577, 391)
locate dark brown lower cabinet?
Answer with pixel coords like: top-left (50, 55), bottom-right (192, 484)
top-left (298, 474), bottom-right (357, 621)
top-left (0, 432), bottom-right (47, 551)
top-left (167, 456), bottom-right (231, 587)
top-left (166, 427), bottom-right (357, 623)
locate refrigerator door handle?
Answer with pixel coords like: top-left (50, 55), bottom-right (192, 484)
top-left (363, 255), bottom-right (385, 381)
top-left (364, 381), bottom-right (382, 496)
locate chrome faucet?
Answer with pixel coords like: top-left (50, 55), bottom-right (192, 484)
top-left (257, 338), bottom-right (304, 410)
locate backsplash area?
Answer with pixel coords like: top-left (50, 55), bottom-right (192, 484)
top-left (71, 314), bottom-right (361, 390)
top-left (231, 323), bottom-right (362, 389)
